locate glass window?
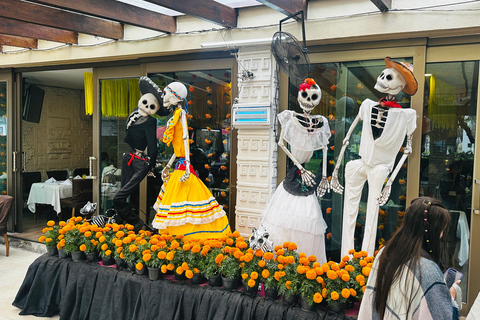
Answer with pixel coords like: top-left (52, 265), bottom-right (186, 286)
top-left (421, 61), bottom-right (478, 302)
top-left (148, 70), bottom-right (233, 220)
top-left (288, 58), bottom-right (413, 261)
top-left (0, 82), bottom-right (6, 195)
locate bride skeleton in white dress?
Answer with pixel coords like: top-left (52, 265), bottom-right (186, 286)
top-left (260, 78), bottom-right (330, 263)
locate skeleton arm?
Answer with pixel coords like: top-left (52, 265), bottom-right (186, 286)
top-left (162, 154), bottom-right (176, 183)
top-left (331, 114), bottom-right (361, 194)
top-left (316, 146), bottom-right (330, 197)
top-left (377, 134), bottom-right (413, 205)
top-left (278, 124), bottom-right (316, 187)
top-left (179, 108), bottom-right (191, 182)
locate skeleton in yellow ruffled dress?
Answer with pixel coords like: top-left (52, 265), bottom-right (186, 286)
top-left (151, 82), bottom-right (231, 240)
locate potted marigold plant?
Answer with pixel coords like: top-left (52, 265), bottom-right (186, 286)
top-left (81, 224), bottom-right (101, 262)
top-left (261, 250), bottom-right (281, 300)
top-left (276, 242), bottom-right (301, 305)
top-left (199, 240), bottom-right (223, 286)
top-left (240, 248), bottom-right (263, 294)
top-left (96, 224), bottom-right (115, 265)
top-left (182, 240), bottom-right (207, 284)
top-left (323, 260), bottom-right (354, 314)
top-left (218, 251), bottom-right (242, 291)
top-left (62, 217), bottom-right (89, 261)
top-left (296, 254), bottom-right (324, 311)
top-left (38, 220), bottom-right (61, 256)
top-left (344, 249), bottom-right (374, 304)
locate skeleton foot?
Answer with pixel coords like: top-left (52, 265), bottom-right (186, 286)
top-left (316, 177), bottom-right (330, 198)
top-left (300, 167), bottom-right (316, 187)
top-left (330, 175), bottom-right (344, 194)
top-left (377, 185), bottom-right (391, 205)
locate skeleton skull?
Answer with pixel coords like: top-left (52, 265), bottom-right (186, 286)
top-left (137, 93), bottom-right (160, 116)
top-left (298, 84), bottom-right (321, 112)
top-left (374, 68), bottom-right (407, 95)
top-left (162, 82), bottom-right (187, 110)
top-left (249, 226), bottom-right (271, 251)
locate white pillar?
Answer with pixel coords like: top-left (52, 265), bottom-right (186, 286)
top-left (234, 46), bottom-right (279, 236)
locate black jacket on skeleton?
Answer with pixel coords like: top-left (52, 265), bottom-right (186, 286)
top-left (124, 110), bottom-right (158, 171)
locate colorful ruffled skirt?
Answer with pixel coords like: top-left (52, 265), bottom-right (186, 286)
top-left (151, 169), bottom-right (231, 240)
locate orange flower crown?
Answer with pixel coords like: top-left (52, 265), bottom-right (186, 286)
top-left (299, 78), bottom-right (318, 92)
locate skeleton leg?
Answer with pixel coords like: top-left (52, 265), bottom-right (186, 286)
top-left (362, 164), bottom-right (390, 256)
top-left (341, 160), bottom-right (368, 257)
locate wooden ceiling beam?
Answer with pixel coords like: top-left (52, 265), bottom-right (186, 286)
top-left (0, 34), bottom-right (38, 49)
top-left (257, 0), bottom-right (307, 18)
top-left (371, 0), bottom-right (391, 12)
top-left (27, 0), bottom-right (176, 34)
top-left (0, 17), bottom-right (78, 44)
top-left (0, 0), bottom-right (123, 39)
top-left (143, 0), bottom-right (237, 28)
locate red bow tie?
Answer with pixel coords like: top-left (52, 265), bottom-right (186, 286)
top-left (379, 97), bottom-right (401, 108)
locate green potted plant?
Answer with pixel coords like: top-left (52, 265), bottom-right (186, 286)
top-left (199, 241), bottom-right (223, 286)
top-left (38, 220), bottom-right (60, 256)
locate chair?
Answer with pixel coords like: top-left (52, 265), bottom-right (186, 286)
top-left (22, 171), bottom-right (42, 201)
top-left (60, 179), bottom-right (93, 218)
top-left (0, 195), bottom-right (14, 256)
top-left (47, 170), bottom-right (68, 181)
top-left (73, 168), bottom-right (89, 177)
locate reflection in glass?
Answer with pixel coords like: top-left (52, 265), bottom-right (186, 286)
top-left (421, 61), bottom-right (478, 302)
top-left (288, 59), bottom-right (413, 261)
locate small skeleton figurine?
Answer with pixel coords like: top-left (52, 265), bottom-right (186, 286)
top-left (331, 57), bottom-right (418, 257)
top-left (112, 76), bottom-right (170, 233)
top-left (151, 82), bottom-right (231, 240)
top-left (260, 78), bottom-right (330, 263)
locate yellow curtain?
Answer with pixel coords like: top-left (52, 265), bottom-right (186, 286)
top-left (84, 72), bottom-right (93, 115)
top-left (100, 78), bottom-right (141, 117)
top-left (429, 75), bottom-right (457, 136)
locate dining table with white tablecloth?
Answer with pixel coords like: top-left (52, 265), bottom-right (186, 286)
top-left (27, 180), bottom-right (73, 214)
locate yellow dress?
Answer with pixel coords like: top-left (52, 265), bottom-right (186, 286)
top-left (152, 108), bottom-right (231, 240)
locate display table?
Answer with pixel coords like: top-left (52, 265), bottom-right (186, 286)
top-left (13, 255), bottom-right (355, 320)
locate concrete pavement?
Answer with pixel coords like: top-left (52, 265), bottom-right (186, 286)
top-left (0, 241), bottom-right (60, 320)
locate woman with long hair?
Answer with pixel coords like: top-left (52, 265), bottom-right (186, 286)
top-left (358, 197), bottom-right (460, 319)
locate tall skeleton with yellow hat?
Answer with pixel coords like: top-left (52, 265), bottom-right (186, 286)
top-left (331, 57), bottom-right (418, 257)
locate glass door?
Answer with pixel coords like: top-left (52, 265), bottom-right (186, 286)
top-left (420, 60), bottom-right (478, 306)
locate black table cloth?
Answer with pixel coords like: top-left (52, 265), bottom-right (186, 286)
top-left (13, 255), bottom-right (353, 320)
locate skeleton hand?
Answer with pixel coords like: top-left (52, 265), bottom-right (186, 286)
top-left (403, 145), bottom-right (412, 155)
top-left (147, 170), bottom-right (156, 178)
top-left (330, 172), bottom-right (344, 194)
top-left (161, 165), bottom-right (171, 183)
top-left (316, 176), bottom-right (330, 198)
top-left (298, 166), bottom-right (316, 187)
top-left (376, 183), bottom-right (392, 205)
top-left (180, 163), bottom-right (191, 182)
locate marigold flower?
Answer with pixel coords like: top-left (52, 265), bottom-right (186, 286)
top-left (215, 254), bottom-right (224, 264)
top-left (349, 288), bottom-right (357, 297)
top-left (136, 262), bottom-right (143, 270)
top-left (161, 265), bottom-right (168, 273)
top-left (166, 252), bottom-right (174, 261)
top-left (277, 264), bottom-right (284, 270)
top-left (362, 285), bottom-right (366, 293)
top-left (122, 237), bottom-right (132, 244)
top-left (287, 242), bottom-right (297, 251)
top-left (285, 281), bottom-right (292, 290)
top-left (167, 264), bottom-right (175, 271)
top-left (244, 252), bottom-right (253, 263)
top-left (349, 249), bottom-right (355, 255)
top-left (248, 279), bottom-right (256, 288)
top-left (184, 270), bottom-right (193, 279)
top-left (327, 270), bottom-right (338, 280)
top-left (286, 256), bottom-right (295, 264)
top-left (276, 249), bottom-right (285, 256)
top-left (297, 265), bottom-right (305, 274)
top-left (75, 216), bottom-right (83, 223)
top-left (182, 262), bottom-right (189, 271)
top-left (341, 288), bottom-right (350, 299)
top-left (255, 249), bottom-right (263, 257)
top-left (143, 253), bottom-right (151, 262)
top-left (251, 271), bottom-right (258, 280)
top-left (242, 273), bottom-right (249, 280)
top-left (322, 288), bottom-right (327, 298)
top-left (277, 256), bottom-right (285, 264)
top-left (129, 244), bottom-right (137, 252)
top-left (176, 266), bottom-right (184, 275)
top-left (84, 231), bottom-right (92, 238)
top-left (258, 260), bottom-right (266, 268)
top-left (263, 252), bottom-right (274, 260)
top-left (362, 267), bottom-right (371, 277)
top-left (306, 269), bottom-right (317, 280)
top-left (316, 276), bottom-right (324, 284)
top-left (299, 257), bottom-right (308, 265)
top-left (311, 292), bottom-right (322, 304)
top-left (59, 221), bottom-right (66, 227)
top-left (58, 235), bottom-right (64, 240)
top-left (353, 252), bottom-right (362, 259)
top-left (170, 241), bottom-right (180, 250)
top-left (331, 291), bottom-right (339, 301)
top-left (105, 250), bottom-right (111, 256)
top-left (262, 269), bottom-right (270, 279)
top-left (356, 274), bottom-right (365, 283)
top-left (47, 220), bottom-right (55, 227)
top-left (331, 264), bottom-right (339, 271)
top-left (38, 236), bottom-right (46, 242)
top-left (101, 244), bottom-right (108, 251)
top-left (79, 244), bottom-right (86, 251)
top-left (342, 274), bottom-right (350, 282)
top-left (282, 242), bottom-right (290, 249)
top-left (117, 247), bottom-right (123, 253)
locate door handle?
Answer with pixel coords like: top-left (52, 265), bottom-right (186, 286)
top-left (12, 151), bottom-right (17, 172)
top-left (22, 151), bottom-right (26, 172)
top-left (89, 156), bottom-right (97, 179)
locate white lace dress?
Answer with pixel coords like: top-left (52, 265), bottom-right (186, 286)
top-left (261, 110), bottom-right (330, 263)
